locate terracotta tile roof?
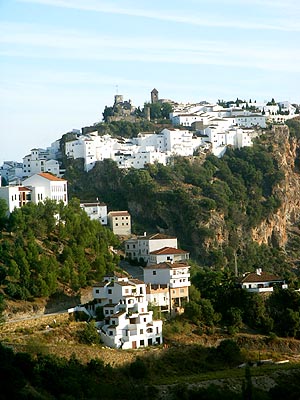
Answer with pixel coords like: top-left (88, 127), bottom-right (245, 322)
top-left (18, 186), bottom-right (31, 192)
top-left (108, 211), bottom-right (130, 217)
top-left (111, 311), bottom-right (126, 318)
top-left (92, 282), bottom-right (108, 287)
top-left (115, 281), bottom-right (134, 287)
top-left (38, 172), bottom-right (66, 182)
top-left (150, 247), bottom-right (188, 255)
top-left (144, 262), bottom-right (189, 270)
top-left (129, 278), bottom-right (145, 285)
top-left (240, 272), bottom-right (283, 283)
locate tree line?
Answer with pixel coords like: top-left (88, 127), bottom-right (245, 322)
top-left (0, 199), bottom-right (119, 302)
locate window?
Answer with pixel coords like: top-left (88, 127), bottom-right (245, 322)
top-left (140, 340), bottom-right (144, 346)
top-left (108, 289), bottom-right (112, 294)
top-left (109, 331), bottom-right (113, 336)
top-left (105, 310), bottom-right (109, 314)
top-left (95, 289), bottom-right (99, 294)
top-left (152, 271), bottom-right (156, 275)
top-left (140, 329), bottom-right (143, 334)
top-left (180, 289), bottom-right (185, 293)
top-left (143, 318), bottom-right (146, 322)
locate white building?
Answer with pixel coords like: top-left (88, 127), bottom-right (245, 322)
top-left (230, 114), bottom-right (266, 129)
top-left (23, 172), bottom-right (68, 205)
top-left (22, 148), bottom-right (60, 178)
top-left (202, 126), bottom-right (258, 158)
top-left (125, 233), bottom-right (178, 264)
top-left (65, 132), bottom-right (119, 172)
top-left (240, 269), bottom-right (287, 293)
top-left (0, 185), bottom-right (31, 214)
top-left (80, 202), bottom-right (108, 225)
top-left (144, 262), bottom-right (191, 313)
top-left (161, 128), bottom-right (202, 156)
top-left (0, 161), bottom-right (23, 184)
top-left (149, 246), bottom-right (189, 265)
top-left (114, 149), bottom-right (167, 169)
top-left (81, 273), bottom-right (163, 349)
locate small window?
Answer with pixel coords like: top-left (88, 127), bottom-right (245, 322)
top-left (108, 289), bottom-right (112, 294)
top-left (95, 289), bottom-right (99, 294)
top-left (140, 329), bottom-right (143, 334)
top-left (152, 271), bottom-right (156, 275)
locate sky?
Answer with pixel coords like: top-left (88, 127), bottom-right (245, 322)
top-left (1, 0), bottom-right (300, 163)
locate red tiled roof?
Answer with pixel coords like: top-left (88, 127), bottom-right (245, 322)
top-left (38, 172), bottom-right (66, 182)
top-left (150, 247), bottom-right (188, 255)
top-left (144, 262), bottom-right (189, 270)
top-left (108, 211), bottom-right (130, 217)
top-left (240, 272), bottom-right (283, 283)
top-left (129, 278), bottom-right (145, 285)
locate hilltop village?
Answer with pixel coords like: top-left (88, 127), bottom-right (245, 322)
top-left (0, 90), bottom-right (300, 350)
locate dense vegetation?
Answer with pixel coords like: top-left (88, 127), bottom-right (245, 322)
top-left (0, 199), bottom-right (119, 302)
top-left (178, 268), bottom-right (300, 338)
top-left (65, 137), bottom-right (287, 274)
top-left (1, 340), bottom-right (300, 400)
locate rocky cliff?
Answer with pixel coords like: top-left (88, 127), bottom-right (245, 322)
top-left (251, 126), bottom-right (300, 250)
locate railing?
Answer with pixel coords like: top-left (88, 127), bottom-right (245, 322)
top-left (247, 287), bottom-right (274, 293)
top-left (169, 281), bottom-right (191, 288)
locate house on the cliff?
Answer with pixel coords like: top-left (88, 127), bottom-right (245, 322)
top-left (239, 269), bottom-right (287, 293)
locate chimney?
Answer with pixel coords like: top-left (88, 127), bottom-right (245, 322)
top-left (144, 232), bottom-right (147, 236)
top-left (256, 268), bottom-right (262, 275)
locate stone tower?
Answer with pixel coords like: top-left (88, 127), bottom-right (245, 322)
top-left (151, 88), bottom-right (159, 104)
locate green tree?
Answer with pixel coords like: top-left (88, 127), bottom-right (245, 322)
top-left (0, 199), bottom-right (8, 229)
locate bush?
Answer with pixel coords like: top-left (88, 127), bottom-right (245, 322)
top-left (77, 322), bottom-right (101, 345)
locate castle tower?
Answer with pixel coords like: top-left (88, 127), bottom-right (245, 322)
top-left (151, 88), bottom-right (159, 104)
top-left (114, 94), bottom-right (124, 105)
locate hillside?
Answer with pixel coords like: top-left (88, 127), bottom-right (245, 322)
top-left (0, 199), bottom-right (119, 309)
top-left (65, 123), bottom-right (300, 279)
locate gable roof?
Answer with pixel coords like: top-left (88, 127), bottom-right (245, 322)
top-left (108, 211), bottom-right (130, 217)
top-left (240, 272), bottom-right (283, 283)
top-left (144, 262), bottom-right (189, 270)
top-left (150, 247), bottom-right (188, 255)
top-left (38, 172), bottom-right (66, 182)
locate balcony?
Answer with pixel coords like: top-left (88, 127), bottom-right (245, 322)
top-left (169, 281), bottom-right (191, 289)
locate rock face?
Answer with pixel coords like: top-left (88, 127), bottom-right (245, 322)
top-left (251, 126), bottom-right (300, 248)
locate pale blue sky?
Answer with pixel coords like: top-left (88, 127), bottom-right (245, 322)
top-left (1, 0), bottom-right (300, 163)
